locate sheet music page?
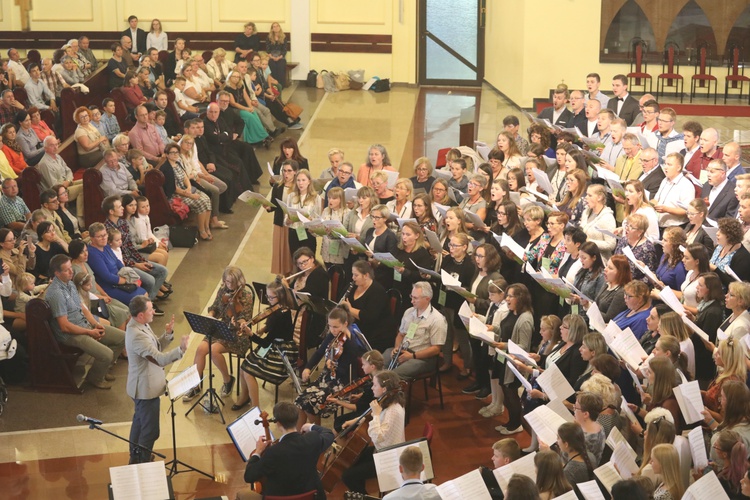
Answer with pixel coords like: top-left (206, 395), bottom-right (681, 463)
top-left (620, 398), bottom-right (638, 424)
top-left (536, 363), bottom-right (574, 401)
top-left (551, 491), bottom-right (578, 500)
top-left (546, 398), bottom-right (574, 422)
top-left (606, 427), bottom-right (637, 460)
top-left (500, 233), bottom-right (526, 261)
top-left (374, 440), bottom-right (433, 492)
top-left (612, 441), bottom-right (639, 479)
top-left (524, 405), bottom-right (567, 446)
top-left (435, 469), bottom-right (491, 500)
top-left (110, 461), bottom-right (170, 500)
top-left (503, 354), bottom-right (533, 392)
top-left (492, 452), bottom-right (537, 493)
top-left (594, 461), bottom-right (622, 492)
top-left (683, 471), bottom-right (731, 500)
top-left (532, 167), bottom-right (554, 195)
top-left (609, 328), bottom-right (648, 370)
top-left (227, 407), bottom-right (272, 462)
top-left (167, 364), bottom-right (200, 399)
top-left (508, 340), bottom-right (539, 368)
top-left (409, 259), bottom-right (441, 280)
top-left (673, 380), bottom-right (704, 424)
top-left (688, 426), bottom-right (709, 470)
top-left (464, 210), bottom-right (486, 229)
top-left (578, 479), bottom-right (606, 500)
top-left (440, 269), bottom-right (462, 287)
top-left (659, 287), bottom-right (685, 316)
top-left (587, 302), bottom-right (607, 333)
top-left (682, 315), bottom-right (710, 342)
top-left (469, 316), bottom-right (496, 344)
top-left (594, 226), bottom-right (618, 240)
top-left (423, 229), bottom-right (442, 253)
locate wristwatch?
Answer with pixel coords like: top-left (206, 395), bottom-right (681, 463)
top-left (412, 351), bottom-right (417, 359)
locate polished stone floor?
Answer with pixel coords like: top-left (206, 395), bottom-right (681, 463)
top-left (2, 82), bottom-right (750, 499)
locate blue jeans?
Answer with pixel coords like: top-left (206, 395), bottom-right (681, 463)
top-left (134, 263), bottom-right (168, 300)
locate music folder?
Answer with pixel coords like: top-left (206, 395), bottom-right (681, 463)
top-left (226, 406), bottom-right (275, 462)
top-left (373, 437), bottom-right (433, 493)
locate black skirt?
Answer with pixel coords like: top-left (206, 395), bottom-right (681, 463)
top-left (241, 340), bottom-right (298, 385)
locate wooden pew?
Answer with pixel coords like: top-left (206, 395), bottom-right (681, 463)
top-left (82, 166), bottom-right (107, 226)
top-left (25, 298), bottom-right (84, 394)
top-left (144, 168), bottom-right (181, 228)
top-left (60, 63), bottom-right (109, 138)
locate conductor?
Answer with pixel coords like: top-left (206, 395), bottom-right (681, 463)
top-left (237, 402), bottom-right (335, 500)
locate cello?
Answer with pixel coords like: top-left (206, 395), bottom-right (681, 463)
top-left (250, 411), bottom-right (274, 493)
top-left (317, 392), bottom-right (385, 493)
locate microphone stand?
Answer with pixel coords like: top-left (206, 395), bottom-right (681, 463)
top-left (80, 418), bottom-right (166, 463)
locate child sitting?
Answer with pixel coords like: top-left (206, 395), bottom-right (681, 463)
top-left (14, 272), bottom-right (48, 315)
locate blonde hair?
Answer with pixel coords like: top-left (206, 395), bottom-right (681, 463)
top-left (291, 169), bottom-right (318, 207)
top-left (716, 338), bottom-right (747, 386)
top-left (651, 444), bottom-right (685, 499)
top-left (394, 178), bottom-right (414, 200)
top-left (413, 156), bottom-right (433, 175)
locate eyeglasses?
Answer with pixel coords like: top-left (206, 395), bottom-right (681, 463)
top-left (339, 170), bottom-right (353, 175)
top-left (371, 215), bottom-right (385, 220)
top-left (657, 117), bottom-right (674, 123)
top-left (296, 258), bottom-right (312, 267)
top-left (410, 295), bottom-right (426, 300)
top-left (624, 293), bottom-right (635, 298)
top-left (448, 243), bottom-right (465, 248)
top-left (167, 151), bottom-right (180, 155)
top-left (475, 254), bottom-right (485, 259)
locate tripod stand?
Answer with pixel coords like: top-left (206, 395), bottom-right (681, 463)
top-left (165, 392), bottom-right (213, 479)
top-left (184, 311), bottom-right (235, 425)
top-left (78, 415), bottom-right (166, 463)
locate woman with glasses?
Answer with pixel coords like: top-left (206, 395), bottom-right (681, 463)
top-left (684, 198), bottom-right (715, 254)
top-left (159, 142), bottom-right (212, 240)
top-left (572, 392), bottom-right (605, 465)
top-left (614, 213), bottom-right (656, 282)
top-left (54, 184), bottom-right (86, 241)
top-left (700, 430), bottom-right (748, 498)
top-left (267, 159), bottom-right (297, 275)
top-left (386, 178), bottom-right (413, 220)
top-left (430, 177), bottom-right (453, 208)
top-left (718, 282), bottom-right (750, 347)
top-left (73, 106), bottom-right (108, 169)
top-left (410, 193), bottom-right (437, 234)
top-left (438, 232), bottom-right (475, 376)
top-left (370, 170), bottom-right (394, 205)
top-left (620, 180), bottom-right (659, 240)
top-left (284, 247), bottom-right (330, 348)
top-left (410, 157), bottom-right (434, 192)
top-left (526, 211), bottom-right (568, 317)
top-left (459, 174), bottom-right (488, 241)
top-left (710, 217), bottom-right (750, 286)
top-left (613, 280), bottom-right (652, 340)
top-left (362, 204), bottom-right (398, 291)
top-left (0, 228), bottom-right (34, 280)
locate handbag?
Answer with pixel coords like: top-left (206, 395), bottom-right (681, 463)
top-left (283, 102), bottom-right (303, 120)
top-left (371, 78), bottom-right (390, 93)
top-left (169, 197), bottom-right (190, 220)
top-left (114, 283), bottom-right (137, 293)
top-left (169, 225), bottom-right (198, 248)
top-left (140, 241), bottom-right (157, 254)
top-left (334, 73), bottom-right (350, 91)
top-left (316, 70), bottom-right (327, 89)
top-left (95, 299), bottom-right (110, 320)
top-left (306, 70), bottom-right (318, 87)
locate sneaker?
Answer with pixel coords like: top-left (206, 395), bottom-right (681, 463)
top-left (88, 378), bottom-right (113, 390)
top-left (153, 306), bottom-right (165, 317)
top-left (475, 387), bottom-right (491, 399)
top-left (183, 386), bottom-right (201, 402)
top-left (220, 376), bottom-right (235, 397)
top-left (495, 424), bottom-right (523, 435)
top-left (288, 122), bottom-right (303, 130)
top-left (461, 382), bottom-right (481, 395)
top-left (479, 404), bottom-right (504, 417)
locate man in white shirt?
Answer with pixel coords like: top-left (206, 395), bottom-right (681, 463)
top-left (592, 109), bottom-right (614, 150)
top-left (583, 98), bottom-right (600, 137)
top-left (6, 48), bottom-right (30, 85)
top-left (585, 72), bottom-right (610, 107)
top-left (24, 63), bottom-right (58, 113)
top-left (654, 107), bottom-right (685, 165)
top-left (37, 137), bottom-right (84, 216)
top-left (702, 159), bottom-right (738, 220)
top-left (382, 446), bottom-right (440, 500)
top-left (654, 152), bottom-right (695, 230)
top-left (599, 118), bottom-right (626, 170)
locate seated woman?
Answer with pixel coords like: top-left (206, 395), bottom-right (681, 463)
top-left (183, 266), bottom-right (254, 401)
top-left (284, 247), bottom-right (329, 348)
top-left (73, 106), bottom-right (108, 169)
top-left (120, 69), bottom-right (148, 113)
top-left (160, 142), bottom-right (213, 241)
top-left (33, 221), bottom-right (68, 280)
top-left (341, 260), bottom-right (394, 352)
top-left (410, 157), bottom-right (435, 193)
top-left (328, 350), bottom-right (384, 432)
top-left (106, 43), bottom-right (128, 90)
top-left (28, 107), bottom-right (55, 143)
top-left (710, 217), bottom-right (750, 287)
top-left (60, 55), bottom-right (85, 85)
top-left (236, 279), bottom-right (296, 411)
top-left (296, 306), bottom-right (364, 426)
top-left (1, 123), bottom-right (28, 175)
top-left (15, 110), bottom-right (45, 167)
top-left (136, 66), bottom-right (155, 100)
top-left (341, 370), bottom-right (405, 494)
top-left (53, 184), bottom-right (86, 240)
top-left (613, 213), bottom-right (656, 282)
top-left (69, 239), bottom-right (129, 331)
top-left (223, 70), bottom-right (270, 147)
top-left (180, 64), bottom-right (210, 112)
top-left (130, 196), bottom-right (170, 266)
top-left (85, 222), bottom-right (147, 305)
top-left (122, 194), bottom-right (168, 267)
top-left (612, 280), bottom-right (652, 340)
top-left (0, 228), bottom-right (35, 281)
top-left (206, 47), bottom-right (235, 87)
top-left (684, 198), bottom-right (715, 254)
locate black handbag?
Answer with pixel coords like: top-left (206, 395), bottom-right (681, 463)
top-left (114, 283), bottom-right (137, 293)
top-left (169, 225), bottom-right (198, 248)
top-left (371, 78), bottom-right (390, 93)
top-left (306, 70), bottom-right (318, 87)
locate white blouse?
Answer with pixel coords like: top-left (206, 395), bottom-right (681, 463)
top-left (368, 403), bottom-right (405, 450)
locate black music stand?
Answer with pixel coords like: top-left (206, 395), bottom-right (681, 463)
top-left (293, 291), bottom-right (336, 317)
top-left (183, 311), bottom-right (235, 424)
top-left (276, 343), bottom-right (302, 394)
top-left (166, 380), bottom-right (214, 480)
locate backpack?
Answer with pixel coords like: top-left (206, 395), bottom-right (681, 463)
top-left (306, 70), bottom-right (318, 87)
top-left (371, 78), bottom-right (390, 93)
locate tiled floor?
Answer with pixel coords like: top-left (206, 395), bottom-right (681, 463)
top-left (2, 83), bottom-right (750, 499)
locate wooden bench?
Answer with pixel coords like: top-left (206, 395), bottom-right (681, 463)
top-left (60, 63), bottom-right (110, 138)
top-left (25, 298), bottom-right (84, 394)
top-left (144, 168), bottom-right (181, 228)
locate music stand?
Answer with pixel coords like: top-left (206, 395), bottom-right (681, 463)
top-left (183, 311), bottom-right (235, 424)
top-left (276, 344), bottom-right (302, 394)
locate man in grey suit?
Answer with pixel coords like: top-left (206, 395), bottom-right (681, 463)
top-left (126, 296), bottom-right (188, 464)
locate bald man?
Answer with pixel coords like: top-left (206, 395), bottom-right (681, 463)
top-left (699, 128), bottom-right (722, 173)
top-left (583, 98), bottom-right (601, 137)
top-left (722, 142), bottom-right (749, 183)
top-left (632, 93), bottom-right (656, 126)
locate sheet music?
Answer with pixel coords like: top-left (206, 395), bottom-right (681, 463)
top-left (551, 491), bottom-right (578, 500)
top-left (343, 187), bottom-right (358, 203)
top-left (409, 259), bottom-right (441, 280)
top-left (423, 229), bottom-right (442, 253)
top-left (688, 426), bottom-right (709, 470)
top-left (532, 167), bottom-right (554, 195)
top-left (612, 441), bottom-right (639, 479)
top-left (725, 265), bottom-right (742, 282)
top-left (373, 439), bottom-right (433, 492)
top-left (492, 452), bottom-right (537, 493)
top-left (606, 427), bottom-right (636, 459)
top-left (547, 398), bottom-right (574, 423)
top-left (602, 321), bottom-right (623, 345)
top-left (717, 328), bottom-right (728, 341)
top-left (469, 316), bottom-right (496, 344)
top-left (673, 380), bottom-right (704, 424)
top-left (499, 233), bottom-right (526, 263)
top-left (226, 407), bottom-right (274, 462)
top-left (384, 170), bottom-right (399, 189)
top-left (433, 203), bottom-right (450, 218)
top-left (109, 461), bottom-right (170, 500)
top-left (458, 301), bottom-right (472, 328)
top-left (620, 398), bottom-right (638, 424)
top-left (167, 364), bottom-right (201, 400)
top-left (503, 351), bottom-right (533, 392)
top-left (608, 327), bottom-right (648, 370)
top-left (659, 287), bottom-right (685, 316)
top-left (441, 269), bottom-right (461, 287)
top-left (577, 479), bottom-right (606, 500)
top-left (435, 469), bottom-right (492, 500)
top-left (508, 340), bottom-right (539, 368)
top-left (594, 461), bottom-right (622, 492)
top-left (587, 302), bottom-right (607, 333)
top-left (509, 191), bottom-right (521, 206)
top-left (683, 471), bottom-right (731, 500)
top-left (563, 277), bottom-right (593, 304)
top-left (266, 162), bottom-right (281, 183)
top-left (621, 245), bottom-right (660, 284)
top-left (594, 225), bottom-right (618, 240)
top-left (683, 315), bottom-right (710, 342)
top-left (433, 168), bottom-right (452, 180)
top-left (524, 405), bottom-right (568, 446)
top-left (464, 209), bottom-right (486, 229)
top-left (704, 226), bottom-right (719, 244)
top-left (536, 363), bottom-right (574, 401)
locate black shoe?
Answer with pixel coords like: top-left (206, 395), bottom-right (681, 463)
top-left (231, 398), bottom-right (251, 411)
top-left (475, 387), bottom-right (491, 399)
top-left (163, 282), bottom-right (173, 290)
top-left (156, 290), bottom-right (173, 300)
top-left (462, 383), bottom-right (481, 394)
top-left (153, 305), bottom-right (165, 316)
top-left (220, 376), bottom-right (235, 397)
top-left (220, 208), bottom-right (234, 214)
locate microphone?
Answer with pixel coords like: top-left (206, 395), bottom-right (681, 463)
top-left (77, 414), bottom-right (103, 425)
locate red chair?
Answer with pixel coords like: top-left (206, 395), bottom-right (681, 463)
top-left (12, 87), bottom-right (28, 107)
top-left (724, 44), bottom-right (750, 104)
top-left (626, 38), bottom-right (652, 94)
top-left (435, 147), bottom-right (450, 169)
top-left (422, 421), bottom-right (434, 445)
top-left (690, 42), bottom-right (718, 103)
top-left (656, 42), bottom-right (684, 103)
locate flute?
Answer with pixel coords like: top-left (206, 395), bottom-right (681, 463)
top-left (284, 268), bottom-right (307, 281)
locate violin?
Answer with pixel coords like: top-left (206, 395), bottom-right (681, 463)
top-left (249, 303), bottom-right (284, 326)
top-left (319, 374), bottom-right (372, 410)
top-left (250, 411), bottom-right (274, 493)
top-left (221, 286), bottom-right (243, 320)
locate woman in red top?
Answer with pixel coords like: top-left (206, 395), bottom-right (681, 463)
top-left (28, 107), bottom-right (55, 142)
top-left (1, 123), bottom-right (28, 174)
top-left (120, 68), bottom-right (148, 112)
